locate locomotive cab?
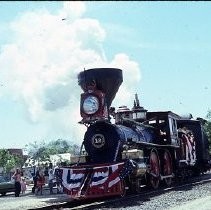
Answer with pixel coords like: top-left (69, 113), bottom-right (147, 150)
top-left (146, 111), bottom-right (180, 146)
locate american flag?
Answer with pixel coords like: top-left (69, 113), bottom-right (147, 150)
top-left (107, 163), bottom-right (122, 188)
top-left (62, 168), bottom-right (86, 191)
top-left (90, 165), bottom-right (109, 187)
top-left (90, 163), bottom-right (124, 189)
top-left (61, 162), bottom-right (126, 192)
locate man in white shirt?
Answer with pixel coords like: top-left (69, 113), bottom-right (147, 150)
top-left (48, 169), bottom-right (54, 194)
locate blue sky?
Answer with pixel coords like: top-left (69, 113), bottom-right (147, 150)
top-left (0, 1), bottom-right (211, 149)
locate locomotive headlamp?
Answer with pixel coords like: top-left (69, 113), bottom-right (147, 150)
top-left (82, 95), bottom-right (99, 115)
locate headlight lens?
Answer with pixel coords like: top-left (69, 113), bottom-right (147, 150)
top-left (83, 95), bottom-right (99, 114)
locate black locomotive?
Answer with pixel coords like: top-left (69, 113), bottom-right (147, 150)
top-left (60, 68), bottom-right (210, 199)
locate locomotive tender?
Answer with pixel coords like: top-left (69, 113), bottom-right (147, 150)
top-left (60, 68), bottom-right (210, 199)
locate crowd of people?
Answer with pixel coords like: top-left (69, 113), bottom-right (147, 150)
top-left (12, 163), bottom-right (63, 197)
top-left (32, 163), bottom-right (63, 195)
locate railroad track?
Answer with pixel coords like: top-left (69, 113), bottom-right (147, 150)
top-left (35, 172), bottom-right (211, 210)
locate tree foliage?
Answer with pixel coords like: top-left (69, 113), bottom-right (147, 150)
top-left (0, 149), bottom-right (23, 173)
top-left (26, 139), bottom-right (80, 163)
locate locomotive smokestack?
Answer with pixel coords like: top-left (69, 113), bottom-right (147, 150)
top-left (78, 68), bottom-right (123, 107)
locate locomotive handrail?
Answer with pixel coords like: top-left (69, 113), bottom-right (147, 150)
top-left (61, 161), bottom-right (125, 169)
top-left (75, 141), bottom-right (85, 166)
top-left (141, 117), bottom-right (157, 125)
top-left (137, 141), bottom-right (180, 148)
top-left (121, 117), bottom-right (155, 129)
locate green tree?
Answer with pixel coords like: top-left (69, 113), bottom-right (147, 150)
top-left (26, 141), bottom-right (50, 163)
top-left (26, 139), bottom-right (80, 164)
top-left (0, 149), bottom-right (23, 173)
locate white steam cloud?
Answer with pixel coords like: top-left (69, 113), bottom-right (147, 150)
top-left (0, 2), bottom-right (141, 145)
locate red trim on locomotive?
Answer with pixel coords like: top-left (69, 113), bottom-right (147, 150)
top-left (80, 90), bottom-right (108, 122)
top-left (61, 162), bottom-right (125, 199)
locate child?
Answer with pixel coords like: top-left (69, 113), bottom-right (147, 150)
top-left (36, 172), bottom-right (45, 195)
top-left (21, 177), bottom-right (27, 194)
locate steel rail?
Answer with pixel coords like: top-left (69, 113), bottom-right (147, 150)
top-left (33, 172), bottom-right (211, 210)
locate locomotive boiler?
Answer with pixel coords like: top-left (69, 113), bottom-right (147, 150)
top-left (60, 68), bottom-right (210, 199)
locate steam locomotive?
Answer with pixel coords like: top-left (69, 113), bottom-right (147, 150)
top-left (60, 68), bottom-right (210, 199)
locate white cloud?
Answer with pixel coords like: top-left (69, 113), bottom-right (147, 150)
top-left (59, 1), bottom-right (86, 20)
top-left (0, 2), bottom-right (141, 145)
top-left (111, 53), bottom-right (141, 107)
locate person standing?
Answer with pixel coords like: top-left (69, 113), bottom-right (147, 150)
top-left (36, 170), bottom-right (45, 195)
top-left (32, 169), bottom-right (40, 194)
top-left (44, 165), bottom-right (49, 184)
top-left (54, 165), bottom-right (63, 194)
top-left (48, 169), bottom-right (54, 194)
top-left (12, 168), bottom-right (21, 197)
top-left (20, 177), bottom-right (27, 194)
